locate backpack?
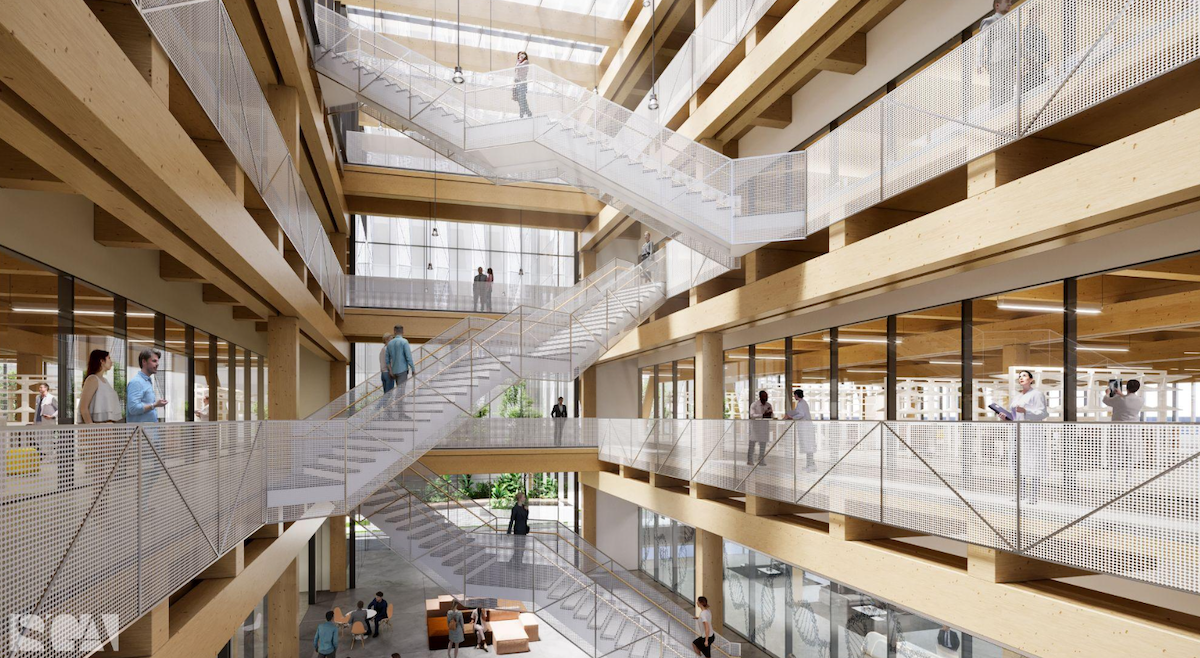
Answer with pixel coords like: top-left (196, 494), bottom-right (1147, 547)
top-left (448, 612), bottom-right (459, 631)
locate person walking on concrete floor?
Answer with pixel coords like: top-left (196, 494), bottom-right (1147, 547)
top-left (385, 325), bottom-right (416, 420)
top-left (314, 610), bottom-right (339, 658)
top-left (447, 606), bottom-right (466, 658)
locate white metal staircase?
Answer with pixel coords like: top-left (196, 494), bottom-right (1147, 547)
top-left (269, 253), bottom-right (674, 512)
top-left (312, 3), bottom-right (806, 261)
top-left (357, 463), bottom-right (740, 658)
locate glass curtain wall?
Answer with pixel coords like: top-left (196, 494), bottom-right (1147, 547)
top-left (636, 359), bottom-right (696, 420)
top-left (837, 318), bottom-right (889, 420)
top-left (161, 316), bottom-right (189, 423)
top-left (973, 282), bottom-right (1064, 422)
top-left (897, 303), bottom-right (962, 421)
top-left (677, 357), bottom-right (695, 419)
top-left (724, 347), bottom-right (752, 419)
top-left (725, 540), bottom-right (1009, 658)
top-left (755, 339), bottom-right (787, 417)
top-left (354, 215), bottom-right (575, 287)
top-left (791, 330), bottom-right (831, 419)
top-left (126, 302), bottom-right (158, 421)
top-left (0, 250), bottom-right (60, 425)
top-left (71, 281), bottom-right (121, 423)
top-left (637, 509), bottom-right (695, 604)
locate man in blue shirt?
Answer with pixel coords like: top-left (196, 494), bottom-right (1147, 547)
top-left (385, 325), bottom-right (416, 420)
top-left (313, 610), bottom-right (339, 657)
top-left (126, 349), bottom-right (167, 423)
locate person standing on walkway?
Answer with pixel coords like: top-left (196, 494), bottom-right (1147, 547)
top-left (127, 349), bottom-right (167, 424)
top-left (379, 333), bottom-right (395, 393)
top-left (314, 610), bottom-right (339, 658)
top-left (385, 325), bottom-right (416, 420)
top-left (447, 606), bottom-right (466, 658)
top-left (34, 382), bottom-right (58, 425)
top-left (485, 267), bottom-right (495, 312)
top-left (507, 491), bottom-right (530, 566)
top-left (473, 267), bottom-right (488, 312)
top-left (692, 596), bottom-right (714, 657)
top-left (513, 51), bottom-right (532, 118)
top-left (78, 350), bottom-right (123, 483)
top-left (786, 389), bottom-right (815, 470)
top-left (1006, 369), bottom-right (1049, 505)
top-left (551, 396), bottom-right (569, 446)
top-left (748, 390), bottom-right (774, 466)
top-left (977, 0), bottom-right (1017, 108)
top-left (1103, 379), bottom-right (1144, 486)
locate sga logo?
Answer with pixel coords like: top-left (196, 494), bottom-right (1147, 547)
top-left (9, 614), bottom-right (120, 653)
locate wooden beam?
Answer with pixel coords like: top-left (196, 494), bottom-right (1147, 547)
top-left (0, 3), bottom-right (348, 359)
top-left (202, 284), bottom-right (238, 305)
top-left (159, 252), bottom-right (204, 282)
top-left (84, 0), bottom-right (169, 105)
top-left (815, 30), bottom-right (866, 73)
top-left (749, 95), bottom-right (791, 129)
top-left (828, 513), bottom-right (920, 540)
top-left (600, 106), bottom-right (1200, 362)
top-left (968, 137), bottom-right (1094, 197)
top-left (233, 306), bottom-right (266, 321)
top-left (253, 0), bottom-right (349, 233)
top-left (105, 600), bottom-right (168, 658)
top-left (340, 0), bottom-right (626, 45)
top-left (421, 448), bottom-right (603, 475)
top-left (198, 543), bottom-right (245, 579)
top-left (342, 165), bottom-right (602, 217)
top-left (967, 545), bottom-right (1090, 583)
top-left (0, 140), bottom-right (73, 193)
top-left (348, 196), bottom-right (592, 232)
top-left (93, 207), bottom-right (153, 249)
top-left (598, 0), bottom-right (691, 105)
top-left (828, 207), bottom-right (921, 250)
top-left (266, 557), bottom-right (298, 658)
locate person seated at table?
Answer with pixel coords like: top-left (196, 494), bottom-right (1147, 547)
top-left (347, 600), bottom-right (369, 630)
top-left (367, 591), bottom-right (390, 637)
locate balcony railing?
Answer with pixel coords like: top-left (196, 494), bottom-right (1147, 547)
top-left (133, 0), bottom-right (345, 313)
top-left (347, 275), bottom-right (573, 313)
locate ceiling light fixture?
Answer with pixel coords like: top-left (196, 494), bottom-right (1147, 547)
top-left (822, 335), bottom-right (900, 344)
top-left (996, 300), bottom-right (1102, 314)
top-left (1078, 345), bottom-right (1130, 353)
top-left (452, 66), bottom-right (465, 84)
top-left (846, 369), bottom-right (887, 374)
top-left (452, 0), bottom-right (464, 84)
top-left (647, 92), bottom-right (659, 111)
top-left (928, 360), bottom-right (983, 366)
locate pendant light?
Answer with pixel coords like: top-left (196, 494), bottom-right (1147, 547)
top-left (646, 0), bottom-right (659, 111)
top-left (451, 0), bottom-right (465, 83)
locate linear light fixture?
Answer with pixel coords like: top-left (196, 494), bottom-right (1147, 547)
top-left (996, 300), bottom-right (1102, 314)
top-left (846, 369), bottom-right (887, 374)
top-left (13, 307), bottom-right (155, 318)
top-left (928, 360), bottom-right (983, 365)
top-left (823, 335), bottom-right (900, 345)
top-left (1078, 345), bottom-right (1130, 353)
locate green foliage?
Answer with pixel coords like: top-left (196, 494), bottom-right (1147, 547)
top-left (532, 472), bottom-right (558, 499)
top-left (489, 472), bottom-right (526, 509)
top-left (499, 383), bottom-right (542, 419)
top-left (474, 404), bottom-right (490, 418)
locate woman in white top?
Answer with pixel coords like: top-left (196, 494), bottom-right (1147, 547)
top-left (1008, 369), bottom-right (1049, 504)
top-left (79, 350), bottom-right (123, 423)
top-left (786, 389), bottom-right (816, 470)
top-left (79, 349), bottom-right (123, 484)
top-left (691, 596), bottom-right (714, 657)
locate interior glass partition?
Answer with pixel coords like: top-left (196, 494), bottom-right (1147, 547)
top-left (973, 281), bottom-right (1064, 421)
top-left (657, 363), bottom-right (675, 419)
top-left (677, 357), bottom-right (695, 419)
top-left (755, 339), bottom-right (787, 417)
top-left (725, 347), bottom-right (752, 419)
top-left (125, 301), bottom-right (157, 421)
top-left (791, 330), bottom-right (831, 419)
top-left (161, 316), bottom-right (188, 423)
top-left (896, 302), bottom-right (962, 420)
top-left (194, 330), bottom-right (212, 421)
top-left (837, 318), bottom-right (889, 420)
top-left (71, 280), bottom-right (120, 423)
top-left (0, 249), bottom-right (60, 426)
top-left (640, 366), bottom-right (655, 418)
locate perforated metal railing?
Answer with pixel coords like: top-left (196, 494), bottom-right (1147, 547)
top-left (596, 418), bottom-right (1200, 594)
top-left (636, 0), bottom-right (780, 125)
top-left (131, 0), bottom-right (345, 313)
top-left (398, 462), bottom-right (742, 656)
top-left (316, 0), bottom-right (1198, 253)
top-left (346, 275), bottom-right (572, 313)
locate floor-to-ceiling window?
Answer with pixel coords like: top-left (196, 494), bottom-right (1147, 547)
top-left (973, 281), bottom-right (1064, 422)
top-left (755, 339), bottom-right (787, 417)
top-left (724, 347), bottom-right (752, 419)
top-left (791, 330), bottom-right (831, 419)
top-left (676, 357), bottom-right (695, 419)
top-left (896, 302), bottom-right (962, 421)
top-left (837, 318), bottom-right (889, 420)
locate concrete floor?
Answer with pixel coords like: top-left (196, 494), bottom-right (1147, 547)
top-left (298, 542), bottom-right (590, 658)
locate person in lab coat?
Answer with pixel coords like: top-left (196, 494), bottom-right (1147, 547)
top-left (1001, 369), bottom-right (1048, 504)
top-left (785, 389), bottom-right (815, 470)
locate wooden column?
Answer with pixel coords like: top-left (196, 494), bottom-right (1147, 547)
top-left (267, 557), bottom-right (300, 658)
top-left (580, 366), bottom-right (597, 418)
top-left (967, 137), bottom-right (1093, 197)
top-left (328, 515), bottom-right (348, 593)
top-left (329, 361), bottom-right (348, 400)
top-left (267, 85), bottom-right (300, 158)
top-left (694, 528), bottom-right (724, 632)
top-left (267, 316), bottom-right (300, 420)
top-left (198, 544), bottom-right (245, 579)
top-left (581, 484), bottom-right (597, 545)
top-left (695, 333), bottom-right (723, 419)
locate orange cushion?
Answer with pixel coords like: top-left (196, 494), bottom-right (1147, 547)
top-left (428, 617), bottom-right (448, 637)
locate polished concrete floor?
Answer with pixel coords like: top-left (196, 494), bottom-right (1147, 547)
top-left (298, 542), bottom-right (589, 658)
